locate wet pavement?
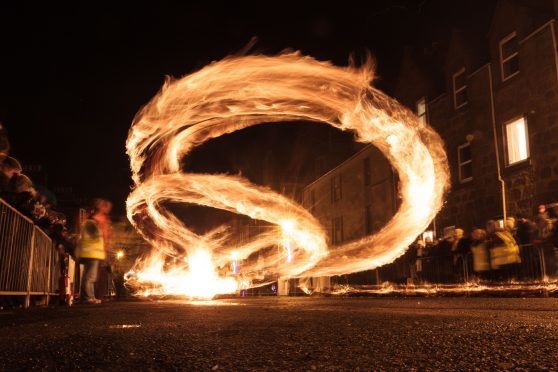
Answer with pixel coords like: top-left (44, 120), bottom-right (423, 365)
top-left (0, 297), bottom-right (557, 370)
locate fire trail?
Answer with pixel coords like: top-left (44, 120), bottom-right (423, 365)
top-left (124, 53), bottom-right (450, 299)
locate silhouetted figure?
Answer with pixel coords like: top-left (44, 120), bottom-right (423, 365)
top-left (470, 228), bottom-right (490, 279)
top-left (0, 156), bottom-right (21, 193)
top-left (91, 198), bottom-right (113, 300)
top-left (76, 206), bottom-right (107, 305)
top-left (515, 214), bottom-right (534, 245)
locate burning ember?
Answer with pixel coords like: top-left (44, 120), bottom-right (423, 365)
top-left (124, 52), bottom-right (450, 299)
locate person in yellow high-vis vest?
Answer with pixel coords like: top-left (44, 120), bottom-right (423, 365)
top-left (76, 218), bottom-right (106, 304)
top-left (490, 230), bottom-right (521, 268)
top-left (470, 228), bottom-right (490, 277)
top-left (486, 220), bottom-right (521, 280)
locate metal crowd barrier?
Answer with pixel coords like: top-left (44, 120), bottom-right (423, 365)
top-left (414, 243), bottom-right (554, 284)
top-left (0, 198), bottom-right (59, 307)
top-left (416, 255), bottom-right (460, 284)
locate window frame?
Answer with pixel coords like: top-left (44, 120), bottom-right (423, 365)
top-left (504, 116), bottom-right (530, 167)
top-left (457, 142), bottom-right (473, 183)
top-left (452, 67), bottom-right (468, 109)
top-left (499, 32), bottom-right (520, 82)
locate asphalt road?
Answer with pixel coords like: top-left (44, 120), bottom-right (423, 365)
top-left (0, 297), bottom-right (557, 371)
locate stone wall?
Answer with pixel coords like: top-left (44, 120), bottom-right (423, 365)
top-left (424, 8), bottom-right (558, 232)
top-left (302, 145), bottom-right (396, 245)
top-left (492, 21), bottom-right (558, 216)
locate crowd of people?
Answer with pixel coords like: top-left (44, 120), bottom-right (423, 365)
top-left (1, 150), bottom-right (113, 305)
top-left (413, 205), bottom-right (558, 282)
top-left (0, 155), bottom-right (74, 253)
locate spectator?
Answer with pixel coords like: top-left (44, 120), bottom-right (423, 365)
top-left (515, 214), bottom-right (534, 245)
top-left (48, 212), bottom-right (76, 256)
top-left (451, 228), bottom-right (471, 281)
top-left (4, 174), bottom-right (47, 221)
top-left (451, 228), bottom-right (469, 254)
top-left (534, 204), bottom-right (551, 242)
top-left (436, 233), bottom-right (453, 257)
top-left (470, 228), bottom-right (490, 278)
top-left (90, 198), bottom-right (113, 300)
top-left (537, 204), bottom-right (549, 220)
top-left (486, 219), bottom-right (521, 280)
top-left (505, 217), bottom-right (516, 235)
top-left (0, 156), bottom-right (22, 193)
top-left (76, 210), bottom-right (106, 304)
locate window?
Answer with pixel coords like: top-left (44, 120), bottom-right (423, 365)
top-left (363, 157), bottom-right (371, 186)
top-left (331, 174), bottom-right (342, 202)
top-left (452, 68), bottom-right (467, 109)
top-left (458, 142), bottom-right (473, 182)
top-left (416, 97), bottom-right (426, 124)
top-left (364, 205), bottom-right (373, 234)
top-left (499, 32), bottom-right (519, 81)
top-left (331, 216), bottom-right (344, 244)
top-left (505, 117), bottom-right (529, 165)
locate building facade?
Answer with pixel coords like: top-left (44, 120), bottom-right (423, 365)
top-left (416, 0), bottom-right (558, 233)
top-left (300, 145), bottom-right (398, 290)
top-left (296, 0), bottom-right (558, 290)
top-left (302, 145), bottom-right (397, 247)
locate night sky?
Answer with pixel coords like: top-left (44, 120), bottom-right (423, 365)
top-left (0, 1), bottom-right (496, 215)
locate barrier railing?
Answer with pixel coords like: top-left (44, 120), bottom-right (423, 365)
top-left (0, 198), bottom-right (59, 307)
top-left (416, 255), bottom-right (460, 284)
top-left (414, 243), bottom-right (554, 284)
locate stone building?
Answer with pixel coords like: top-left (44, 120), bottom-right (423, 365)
top-left (302, 145), bottom-right (397, 247)
top-left (396, 0), bottom-right (558, 234)
top-left (299, 145), bottom-right (398, 290)
top-left (296, 0), bottom-right (558, 290)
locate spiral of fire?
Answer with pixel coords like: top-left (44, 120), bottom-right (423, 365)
top-left (125, 53), bottom-right (449, 297)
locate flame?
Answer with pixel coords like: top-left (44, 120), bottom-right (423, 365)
top-left (330, 281), bottom-right (558, 296)
top-left (125, 52), bottom-right (450, 299)
top-left (124, 250), bottom-right (237, 299)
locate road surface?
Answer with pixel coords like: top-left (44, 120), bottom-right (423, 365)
top-left (1, 297), bottom-right (557, 370)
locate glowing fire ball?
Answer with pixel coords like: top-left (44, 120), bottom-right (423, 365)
top-left (124, 53), bottom-right (449, 299)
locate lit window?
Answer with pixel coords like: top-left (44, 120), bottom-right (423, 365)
top-left (416, 97), bottom-right (426, 124)
top-left (331, 174), bottom-right (342, 202)
top-left (499, 32), bottom-right (519, 81)
top-left (453, 68), bottom-right (467, 109)
top-left (458, 142), bottom-right (473, 182)
top-left (331, 216), bottom-right (344, 244)
top-left (506, 117), bottom-right (529, 165)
